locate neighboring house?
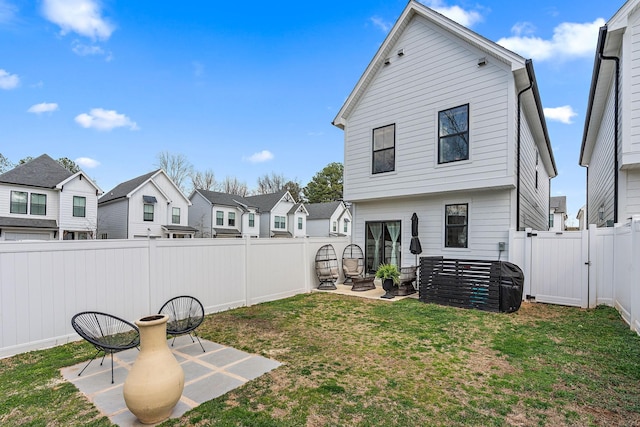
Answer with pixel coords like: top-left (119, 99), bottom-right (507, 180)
top-left (188, 190), bottom-right (260, 238)
top-left (549, 196), bottom-right (568, 231)
top-left (580, 0), bottom-right (640, 227)
top-left (0, 154), bottom-right (102, 241)
top-left (332, 1), bottom-right (556, 272)
top-left (577, 205), bottom-right (586, 230)
top-left (306, 201), bottom-right (352, 237)
top-left (244, 190), bottom-right (308, 238)
top-left (98, 169), bottom-right (195, 239)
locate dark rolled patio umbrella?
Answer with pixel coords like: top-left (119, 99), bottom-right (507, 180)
top-left (410, 212), bottom-right (422, 255)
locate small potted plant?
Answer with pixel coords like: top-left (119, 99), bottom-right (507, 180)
top-left (375, 263), bottom-right (400, 299)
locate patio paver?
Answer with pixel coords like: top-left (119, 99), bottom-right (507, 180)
top-left (60, 335), bottom-right (281, 426)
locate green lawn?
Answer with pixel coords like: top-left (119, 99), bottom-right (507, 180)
top-left (2, 293), bottom-right (640, 426)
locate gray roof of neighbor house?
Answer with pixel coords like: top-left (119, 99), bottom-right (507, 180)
top-left (195, 190), bottom-right (256, 210)
top-left (99, 170), bottom-right (160, 204)
top-left (306, 201), bottom-right (343, 220)
top-left (0, 154), bottom-right (72, 188)
top-left (550, 196), bottom-right (567, 213)
top-left (0, 216), bottom-right (58, 229)
top-left (244, 190), bottom-right (289, 212)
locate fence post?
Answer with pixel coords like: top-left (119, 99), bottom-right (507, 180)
top-left (244, 235), bottom-right (251, 307)
top-left (523, 228), bottom-right (533, 299)
top-left (587, 224), bottom-right (598, 308)
top-left (146, 237), bottom-right (156, 316)
top-left (631, 217), bottom-right (640, 333)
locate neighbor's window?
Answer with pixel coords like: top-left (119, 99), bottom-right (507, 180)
top-left (365, 221), bottom-right (401, 273)
top-left (439, 104), bottom-right (469, 164)
top-left (73, 196), bottom-right (86, 217)
top-left (10, 191), bottom-right (27, 214)
top-left (372, 124), bottom-right (395, 174)
top-left (445, 204), bottom-right (468, 248)
top-left (249, 213), bottom-right (255, 227)
top-left (298, 217), bottom-right (303, 230)
top-left (549, 214), bottom-right (554, 229)
top-left (275, 215), bottom-right (286, 229)
top-left (228, 212), bottom-right (236, 227)
top-left (172, 207), bottom-right (180, 224)
top-left (143, 203), bottom-right (154, 221)
top-left (30, 193), bottom-right (47, 215)
top-left (332, 221), bottom-right (337, 232)
top-left (216, 211), bottom-right (224, 226)
top-left (344, 220), bottom-right (348, 233)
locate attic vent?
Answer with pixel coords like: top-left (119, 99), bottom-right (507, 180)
top-left (477, 57), bottom-right (487, 67)
top-left (143, 195), bottom-right (157, 204)
top-left (397, 48), bottom-right (404, 56)
top-left (384, 57), bottom-right (391, 65)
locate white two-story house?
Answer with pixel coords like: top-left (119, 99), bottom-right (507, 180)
top-left (0, 154), bottom-right (102, 241)
top-left (188, 190), bottom-right (260, 238)
top-left (332, 1), bottom-right (556, 272)
top-left (98, 169), bottom-right (195, 239)
top-left (549, 196), bottom-right (567, 231)
top-left (244, 190), bottom-right (308, 238)
top-left (581, 0), bottom-right (640, 227)
top-left (305, 201), bottom-right (352, 237)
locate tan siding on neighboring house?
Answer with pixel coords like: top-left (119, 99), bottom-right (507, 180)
top-left (343, 14), bottom-right (513, 202)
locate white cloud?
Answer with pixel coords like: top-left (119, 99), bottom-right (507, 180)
top-left (42, 0), bottom-right (114, 40)
top-left (72, 40), bottom-right (103, 55)
top-left (0, 68), bottom-right (19, 89)
top-left (27, 102), bottom-right (59, 114)
top-left (75, 108), bottom-right (139, 131)
top-left (422, 0), bottom-right (483, 27)
top-left (497, 18), bottom-right (605, 61)
top-left (0, 0), bottom-right (18, 24)
top-left (370, 16), bottom-right (392, 33)
top-left (75, 157), bottom-right (100, 168)
top-left (544, 105), bottom-right (578, 124)
top-left (244, 150), bottom-right (274, 163)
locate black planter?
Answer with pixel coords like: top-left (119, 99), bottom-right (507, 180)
top-left (381, 278), bottom-right (396, 299)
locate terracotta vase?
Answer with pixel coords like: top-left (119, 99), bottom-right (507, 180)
top-left (123, 314), bottom-right (185, 424)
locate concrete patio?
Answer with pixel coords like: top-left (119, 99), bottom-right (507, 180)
top-left (60, 335), bottom-right (281, 426)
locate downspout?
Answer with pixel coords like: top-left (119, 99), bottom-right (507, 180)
top-left (516, 61), bottom-right (535, 231)
top-left (598, 50), bottom-right (620, 225)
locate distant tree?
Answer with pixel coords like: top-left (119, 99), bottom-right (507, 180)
top-left (220, 176), bottom-right (248, 197)
top-left (303, 162), bottom-right (343, 203)
top-left (191, 169), bottom-right (217, 192)
top-left (18, 156), bottom-right (80, 173)
top-left (255, 172), bottom-right (287, 195)
top-left (0, 153), bottom-right (13, 174)
top-left (18, 156), bottom-right (34, 165)
top-left (156, 151), bottom-right (193, 193)
top-left (283, 180), bottom-right (303, 202)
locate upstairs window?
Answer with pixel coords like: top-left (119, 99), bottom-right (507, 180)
top-left (344, 220), bottom-right (349, 233)
top-left (10, 191), bottom-right (27, 214)
top-left (298, 217), bottom-right (303, 230)
top-left (249, 213), bottom-right (255, 227)
top-left (228, 212), bottom-right (236, 226)
top-left (549, 214), bottom-right (554, 229)
top-left (73, 196), bottom-right (86, 217)
top-left (372, 124), bottom-right (395, 174)
top-left (216, 211), bottom-right (224, 226)
top-left (172, 207), bottom-right (180, 224)
top-left (30, 193), bottom-right (47, 215)
top-left (445, 204), bottom-right (468, 248)
top-left (143, 203), bottom-right (154, 221)
top-left (274, 215), bottom-right (286, 229)
top-left (438, 104), bottom-right (469, 164)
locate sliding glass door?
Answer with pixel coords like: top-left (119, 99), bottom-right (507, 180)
top-left (365, 220), bottom-right (401, 273)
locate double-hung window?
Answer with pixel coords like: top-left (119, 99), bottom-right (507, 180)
top-left (249, 213), bottom-right (255, 227)
top-left (372, 124), bottom-right (395, 174)
top-left (10, 191), bottom-right (28, 214)
top-left (73, 196), bottom-right (86, 217)
top-left (298, 217), bottom-right (303, 230)
top-left (172, 207), bottom-right (180, 224)
top-left (31, 194), bottom-right (46, 215)
top-left (438, 104), bottom-right (469, 164)
top-left (143, 204), bottom-right (154, 221)
top-left (445, 204), bottom-right (468, 248)
top-left (216, 211), bottom-right (224, 226)
top-left (274, 216), bottom-right (286, 229)
top-left (228, 212), bottom-right (236, 226)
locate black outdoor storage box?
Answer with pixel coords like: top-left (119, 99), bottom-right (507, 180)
top-left (419, 257), bottom-right (524, 313)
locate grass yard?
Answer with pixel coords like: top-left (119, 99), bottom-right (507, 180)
top-left (1, 293), bottom-right (640, 426)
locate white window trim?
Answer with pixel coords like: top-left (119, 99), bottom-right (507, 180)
top-left (441, 200), bottom-right (471, 252)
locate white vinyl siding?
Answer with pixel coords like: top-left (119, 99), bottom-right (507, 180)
top-left (588, 83), bottom-right (617, 226)
top-left (58, 176), bottom-right (100, 237)
top-left (0, 185), bottom-right (59, 219)
top-left (352, 190), bottom-right (512, 264)
top-left (519, 112), bottom-right (550, 231)
top-left (343, 14), bottom-right (512, 202)
top-left (625, 170), bottom-right (640, 219)
top-left (626, 9), bottom-right (640, 157)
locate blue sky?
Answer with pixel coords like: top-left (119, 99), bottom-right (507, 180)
top-left (0, 0), bottom-right (623, 224)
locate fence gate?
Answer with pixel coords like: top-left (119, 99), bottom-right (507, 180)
top-left (523, 230), bottom-right (589, 308)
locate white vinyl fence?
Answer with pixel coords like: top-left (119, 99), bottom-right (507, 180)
top-left (0, 237), bottom-right (349, 358)
top-left (509, 216), bottom-right (640, 333)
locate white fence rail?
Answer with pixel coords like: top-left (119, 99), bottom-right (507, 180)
top-left (509, 216), bottom-right (640, 333)
top-left (0, 237), bottom-right (349, 358)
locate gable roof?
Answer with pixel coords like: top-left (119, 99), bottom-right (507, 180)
top-left (244, 190), bottom-right (291, 212)
top-left (332, 0), bottom-right (556, 177)
top-left (306, 201), bottom-right (343, 220)
top-left (0, 154), bottom-right (72, 188)
top-left (193, 190), bottom-right (257, 210)
top-left (99, 170), bottom-right (160, 204)
top-left (550, 196), bottom-right (567, 213)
